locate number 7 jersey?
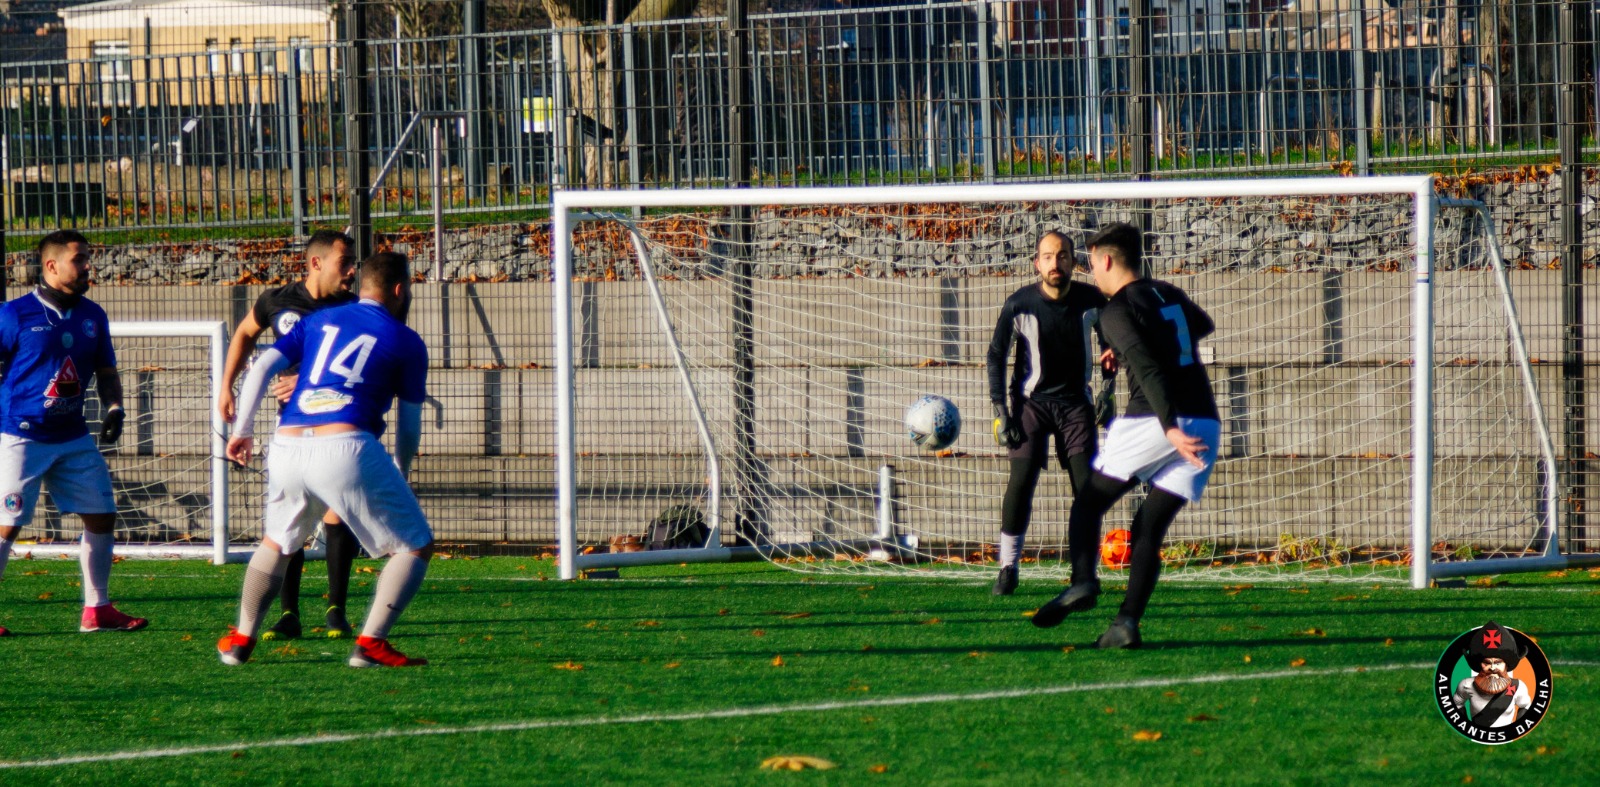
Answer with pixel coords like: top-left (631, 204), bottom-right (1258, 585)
top-left (1099, 278), bottom-right (1219, 428)
top-left (271, 299), bottom-right (428, 437)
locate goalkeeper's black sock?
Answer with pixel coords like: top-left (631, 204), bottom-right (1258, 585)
top-left (325, 524), bottom-right (359, 610)
top-left (279, 548), bottom-right (305, 617)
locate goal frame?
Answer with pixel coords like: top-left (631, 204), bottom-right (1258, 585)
top-left (7, 321), bottom-right (241, 564)
top-left (551, 176), bottom-right (1595, 587)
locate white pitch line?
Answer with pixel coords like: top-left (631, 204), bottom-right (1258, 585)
top-left (0, 662), bottom-right (1431, 770)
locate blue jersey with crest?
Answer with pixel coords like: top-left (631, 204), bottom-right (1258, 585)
top-left (272, 299), bottom-right (427, 437)
top-left (0, 292), bottom-right (116, 443)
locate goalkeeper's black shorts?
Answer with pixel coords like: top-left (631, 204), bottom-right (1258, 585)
top-left (1009, 397), bottom-right (1096, 470)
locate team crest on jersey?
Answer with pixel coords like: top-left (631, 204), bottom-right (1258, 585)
top-left (81, 319), bottom-right (97, 338)
top-left (297, 387), bottom-right (352, 414)
top-left (44, 357), bottom-right (81, 399)
top-left (3, 492), bottom-right (20, 514)
top-left (275, 312), bottom-right (301, 337)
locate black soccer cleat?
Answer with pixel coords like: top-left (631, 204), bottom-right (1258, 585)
top-left (1030, 580), bottom-right (1099, 628)
top-left (325, 606), bottom-right (353, 639)
top-left (260, 611), bottom-right (301, 641)
top-left (1094, 618), bottom-right (1142, 650)
top-left (992, 564), bottom-right (1019, 596)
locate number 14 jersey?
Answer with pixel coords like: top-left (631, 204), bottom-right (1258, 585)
top-left (272, 299), bottom-right (428, 437)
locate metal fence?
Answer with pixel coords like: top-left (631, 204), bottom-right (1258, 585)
top-left (0, 1), bottom-right (1594, 235)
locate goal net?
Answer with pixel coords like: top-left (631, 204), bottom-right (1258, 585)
top-left (9, 322), bottom-right (237, 563)
top-left (553, 177), bottom-right (1589, 586)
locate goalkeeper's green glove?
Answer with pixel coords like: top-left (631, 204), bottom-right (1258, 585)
top-left (1094, 373), bottom-right (1117, 428)
top-left (993, 402), bottom-right (1023, 449)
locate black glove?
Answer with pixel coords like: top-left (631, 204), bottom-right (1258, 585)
top-left (1094, 373), bottom-right (1117, 428)
top-left (99, 405), bottom-right (125, 445)
top-left (992, 402), bottom-right (1024, 449)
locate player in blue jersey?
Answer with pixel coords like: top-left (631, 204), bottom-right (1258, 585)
top-left (0, 230), bottom-right (146, 636)
top-left (217, 251), bottom-right (433, 667)
top-left (218, 229), bottom-right (361, 641)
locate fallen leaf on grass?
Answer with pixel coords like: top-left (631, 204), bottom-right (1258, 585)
top-left (36, 592), bottom-right (51, 600)
top-left (760, 756), bottom-right (835, 771)
top-left (1188, 714), bottom-right (1220, 722)
top-left (1334, 595), bottom-right (1358, 601)
top-left (868, 764), bottom-right (888, 773)
top-left (663, 662), bottom-right (681, 669)
top-left (782, 612), bottom-right (813, 620)
top-left (1290, 658), bottom-right (1308, 668)
top-left (1287, 588), bottom-right (1309, 594)
top-left (1243, 654), bottom-right (1252, 663)
top-left (1132, 730), bottom-right (1163, 741)
top-left (751, 629), bottom-right (766, 637)
top-left (553, 661), bottom-right (584, 671)
top-left (1384, 638), bottom-right (1395, 647)
top-left (771, 655), bottom-right (785, 667)
top-left (637, 620), bottom-right (659, 627)
top-left (920, 618), bottom-right (942, 625)
top-left (1294, 628), bottom-right (1327, 637)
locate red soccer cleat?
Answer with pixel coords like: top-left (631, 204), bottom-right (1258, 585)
top-left (217, 627), bottom-right (256, 666)
top-left (80, 603), bottom-right (149, 632)
top-left (0, 625), bottom-right (10, 637)
top-left (348, 635), bottom-right (427, 668)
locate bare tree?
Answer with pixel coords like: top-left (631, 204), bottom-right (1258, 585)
top-left (540, 0), bottom-right (698, 185)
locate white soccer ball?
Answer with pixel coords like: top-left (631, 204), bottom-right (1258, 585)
top-left (905, 394), bottom-right (961, 451)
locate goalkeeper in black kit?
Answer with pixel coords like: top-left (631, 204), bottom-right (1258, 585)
top-left (1029, 222), bottom-right (1220, 649)
top-left (985, 230), bottom-right (1111, 596)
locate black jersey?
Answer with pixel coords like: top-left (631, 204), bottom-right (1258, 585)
top-left (251, 281), bottom-right (357, 340)
top-left (987, 281), bottom-right (1107, 409)
top-left (250, 281), bottom-right (357, 372)
top-left (1099, 278), bottom-right (1219, 427)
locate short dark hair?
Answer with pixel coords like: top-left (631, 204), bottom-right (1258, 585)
top-left (360, 251), bottom-right (411, 292)
top-left (1086, 222), bottom-right (1142, 273)
top-left (306, 229), bottom-right (355, 259)
top-left (1037, 230), bottom-right (1074, 255)
top-left (37, 229), bottom-right (89, 273)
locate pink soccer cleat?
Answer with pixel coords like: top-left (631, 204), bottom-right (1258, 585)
top-left (80, 603), bottom-right (149, 632)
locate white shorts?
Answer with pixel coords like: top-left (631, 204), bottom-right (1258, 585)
top-left (1093, 416), bottom-right (1221, 502)
top-left (0, 433), bottom-right (115, 527)
top-left (264, 432), bottom-right (432, 557)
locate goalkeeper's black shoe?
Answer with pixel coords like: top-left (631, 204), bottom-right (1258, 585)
top-left (992, 564), bottom-right (1019, 596)
top-left (1094, 618), bottom-right (1142, 650)
top-left (1030, 581), bottom-right (1099, 628)
top-left (325, 606), bottom-right (354, 639)
top-left (260, 611), bottom-right (301, 641)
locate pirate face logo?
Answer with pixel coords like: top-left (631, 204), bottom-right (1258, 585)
top-left (1435, 621), bottom-right (1552, 745)
top-left (81, 319), bottom-right (96, 338)
top-left (3, 492), bottom-right (21, 514)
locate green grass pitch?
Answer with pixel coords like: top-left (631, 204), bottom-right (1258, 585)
top-left (0, 557), bottom-right (1597, 784)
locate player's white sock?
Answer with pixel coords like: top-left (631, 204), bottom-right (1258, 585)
top-left (999, 533), bottom-right (1024, 568)
top-left (80, 531), bottom-right (113, 608)
top-left (361, 552), bottom-right (429, 640)
top-left (237, 545), bottom-right (291, 638)
top-left (0, 533), bottom-right (16, 581)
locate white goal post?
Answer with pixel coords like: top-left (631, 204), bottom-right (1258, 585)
top-left (551, 176), bottom-right (1599, 587)
top-left (7, 321), bottom-right (246, 565)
